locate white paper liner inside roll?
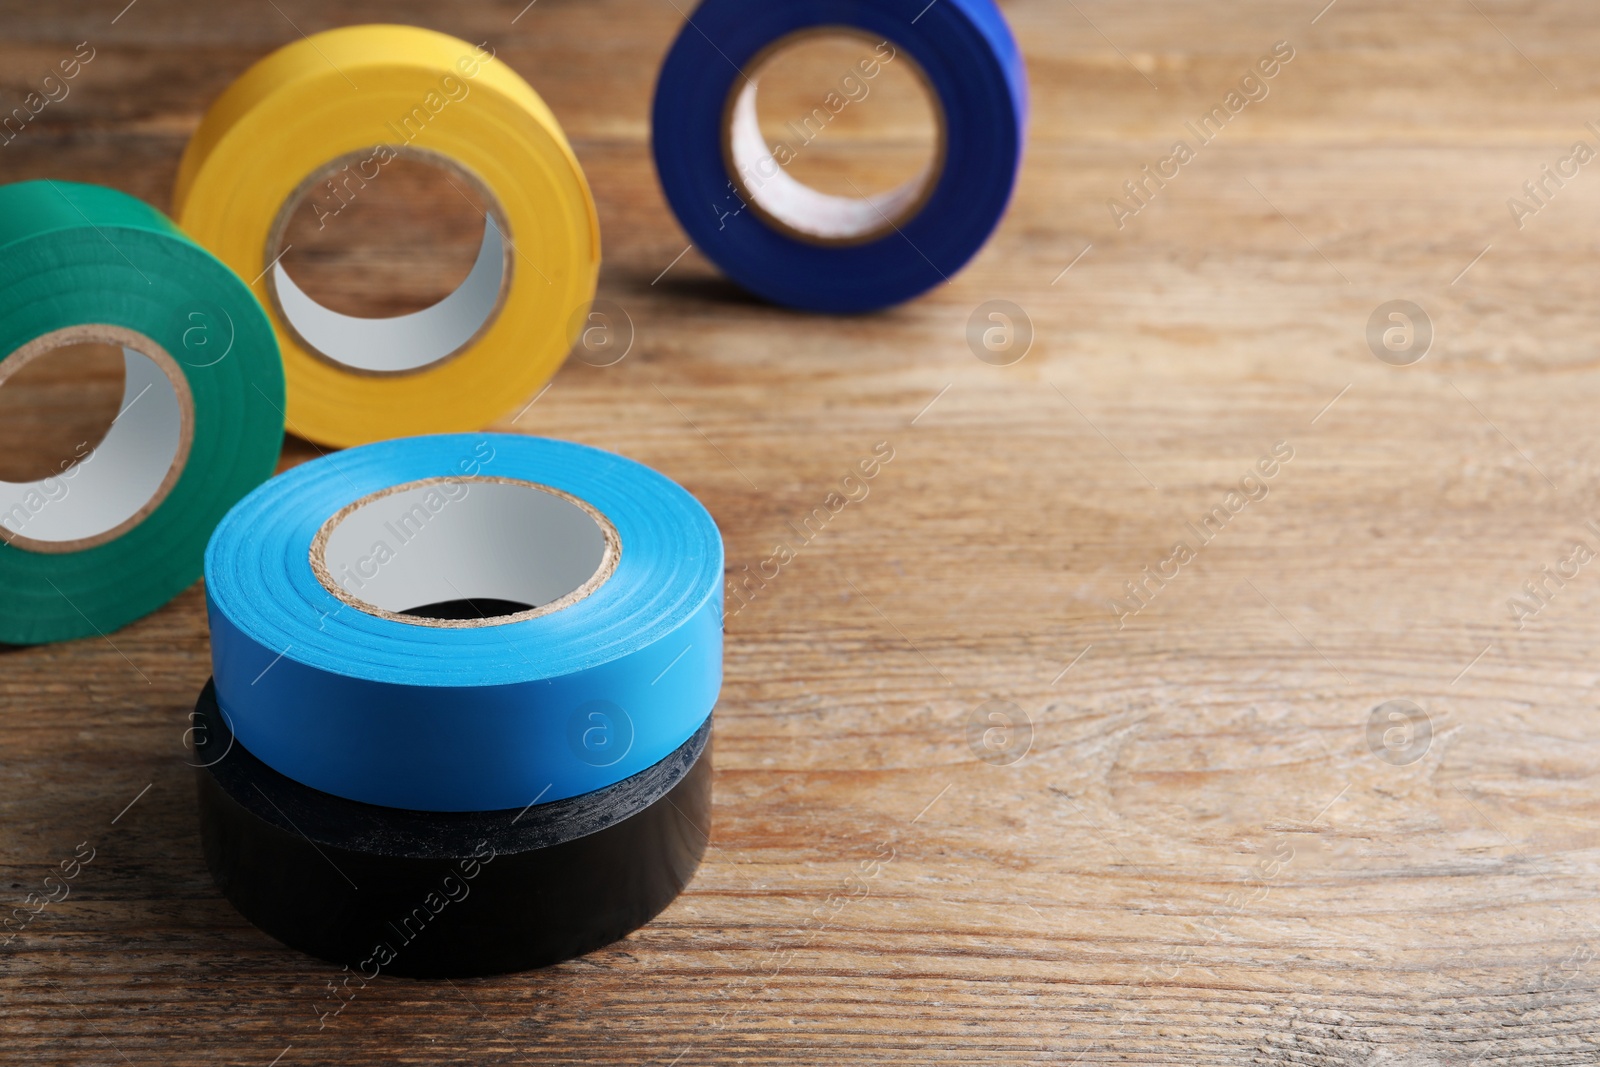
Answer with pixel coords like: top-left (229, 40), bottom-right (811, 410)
top-left (0, 328), bottom-right (192, 551)
top-left (312, 476), bottom-right (620, 627)
top-left (722, 30), bottom-right (947, 245)
top-left (273, 214), bottom-right (507, 374)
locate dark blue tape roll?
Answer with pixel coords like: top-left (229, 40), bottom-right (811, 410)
top-left (651, 0), bottom-right (1026, 313)
top-left (204, 433), bottom-right (723, 812)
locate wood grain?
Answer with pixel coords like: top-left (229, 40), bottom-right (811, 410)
top-left (5, 1), bottom-right (1600, 1063)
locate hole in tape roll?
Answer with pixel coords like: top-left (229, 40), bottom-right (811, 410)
top-left (0, 325), bottom-right (193, 553)
top-left (400, 597), bottom-right (536, 621)
top-left (266, 148), bottom-right (513, 375)
top-left (723, 28), bottom-right (946, 245)
top-left (312, 476), bottom-right (619, 628)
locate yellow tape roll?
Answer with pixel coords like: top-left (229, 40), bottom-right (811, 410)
top-left (175, 25), bottom-right (599, 447)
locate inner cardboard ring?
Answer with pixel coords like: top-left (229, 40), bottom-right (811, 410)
top-left (264, 147), bottom-right (513, 375)
top-left (722, 28), bottom-right (947, 246)
top-left (311, 476), bottom-right (621, 628)
top-left (0, 325), bottom-right (193, 554)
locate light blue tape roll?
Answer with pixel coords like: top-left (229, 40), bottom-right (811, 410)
top-left (651, 0), bottom-right (1027, 313)
top-left (204, 433), bottom-right (723, 812)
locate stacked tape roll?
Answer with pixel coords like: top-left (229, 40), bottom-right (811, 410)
top-left (651, 0), bottom-right (1027, 313)
top-left (174, 25), bottom-right (600, 448)
top-left (204, 433), bottom-right (723, 811)
top-left (192, 681), bottom-right (711, 978)
top-left (198, 433), bottom-right (721, 972)
top-left (0, 180), bottom-right (284, 646)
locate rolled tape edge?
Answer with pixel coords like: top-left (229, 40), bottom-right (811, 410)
top-left (176, 25), bottom-right (599, 446)
top-left (205, 433), bottom-right (724, 810)
top-left (194, 680), bottom-right (712, 977)
top-left (0, 180), bottom-right (284, 645)
top-left (651, 0), bottom-right (1027, 312)
top-left (176, 24), bottom-right (578, 213)
top-left (195, 678), bottom-right (713, 854)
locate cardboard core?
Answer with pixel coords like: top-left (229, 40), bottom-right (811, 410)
top-left (265, 148), bottom-right (512, 375)
top-left (311, 476), bottom-right (619, 628)
top-left (723, 28), bottom-right (946, 245)
top-left (0, 325), bottom-right (193, 553)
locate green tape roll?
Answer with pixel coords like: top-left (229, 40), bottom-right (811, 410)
top-left (0, 181), bottom-right (284, 645)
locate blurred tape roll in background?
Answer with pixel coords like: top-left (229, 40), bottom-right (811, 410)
top-left (652, 0), bottom-right (1027, 312)
top-left (0, 180), bottom-right (284, 645)
top-left (175, 24), bottom-right (600, 447)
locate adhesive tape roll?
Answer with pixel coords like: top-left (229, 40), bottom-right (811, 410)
top-left (204, 433), bottom-right (723, 812)
top-left (174, 25), bottom-right (600, 448)
top-left (0, 180), bottom-right (284, 646)
top-left (192, 680), bottom-right (710, 977)
top-left (651, 0), bottom-right (1027, 313)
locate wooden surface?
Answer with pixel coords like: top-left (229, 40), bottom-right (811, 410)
top-left (5, 1), bottom-right (1600, 1063)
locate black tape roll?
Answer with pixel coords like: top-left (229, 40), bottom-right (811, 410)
top-left (191, 680), bottom-right (711, 978)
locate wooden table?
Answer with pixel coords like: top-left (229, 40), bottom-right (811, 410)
top-left (5, 1), bottom-right (1600, 1063)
